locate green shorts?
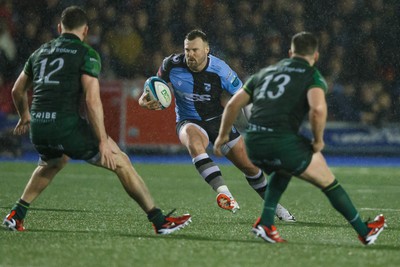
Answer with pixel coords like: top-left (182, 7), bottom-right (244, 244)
top-left (244, 131), bottom-right (313, 175)
top-left (30, 117), bottom-right (99, 162)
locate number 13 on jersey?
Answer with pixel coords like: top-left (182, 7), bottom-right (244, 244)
top-left (256, 74), bottom-right (291, 100)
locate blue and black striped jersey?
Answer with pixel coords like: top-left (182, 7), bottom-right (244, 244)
top-left (158, 53), bottom-right (242, 122)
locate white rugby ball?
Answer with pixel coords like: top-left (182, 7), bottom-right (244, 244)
top-left (144, 76), bottom-right (172, 109)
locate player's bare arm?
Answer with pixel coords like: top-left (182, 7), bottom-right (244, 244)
top-left (81, 74), bottom-right (116, 170)
top-left (11, 71), bottom-right (32, 136)
top-left (214, 88), bottom-right (250, 156)
top-left (307, 87), bottom-right (327, 153)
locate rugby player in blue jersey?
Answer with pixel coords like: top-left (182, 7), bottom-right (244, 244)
top-left (139, 29), bottom-right (294, 221)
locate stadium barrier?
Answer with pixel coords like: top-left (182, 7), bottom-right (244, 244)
top-left (300, 122), bottom-right (400, 156)
top-left (101, 79), bottom-right (182, 154)
top-left (101, 80), bottom-right (400, 156)
top-left (9, 80), bottom-right (400, 157)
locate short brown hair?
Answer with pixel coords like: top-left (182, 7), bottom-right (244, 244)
top-left (61, 6), bottom-right (88, 30)
top-left (185, 29), bottom-right (208, 43)
top-left (291, 32), bottom-right (318, 56)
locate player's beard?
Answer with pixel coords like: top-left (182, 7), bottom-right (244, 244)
top-left (186, 56), bottom-right (206, 72)
top-left (186, 58), bottom-right (197, 69)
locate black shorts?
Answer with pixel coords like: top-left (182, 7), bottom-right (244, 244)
top-left (176, 117), bottom-right (240, 144)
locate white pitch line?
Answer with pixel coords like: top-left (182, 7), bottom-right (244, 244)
top-left (360, 208), bottom-right (400, 212)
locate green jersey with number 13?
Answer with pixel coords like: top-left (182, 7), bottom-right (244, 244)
top-left (243, 57), bottom-right (327, 134)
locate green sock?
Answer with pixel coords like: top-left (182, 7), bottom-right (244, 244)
top-left (322, 180), bottom-right (368, 236)
top-left (260, 172), bottom-right (291, 227)
top-left (147, 208), bottom-right (165, 228)
top-left (11, 199), bottom-right (30, 220)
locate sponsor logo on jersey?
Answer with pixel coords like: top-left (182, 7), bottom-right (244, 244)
top-left (41, 48), bottom-right (77, 54)
top-left (231, 76), bottom-right (240, 87)
top-left (31, 111), bottom-right (57, 123)
top-left (172, 55), bottom-right (181, 64)
top-left (31, 111), bottom-right (57, 120)
top-left (281, 66), bottom-right (305, 73)
top-left (204, 83), bottom-right (211, 92)
top-left (176, 90), bottom-right (211, 102)
top-left (185, 93), bottom-right (211, 102)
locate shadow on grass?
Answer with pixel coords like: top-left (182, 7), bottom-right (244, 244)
top-left (30, 207), bottom-right (89, 213)
top-left (23, 227), bottom-right (399, 251)
top-left (282, 221), bottom-right (351, 229)
top-left (173, 233), bottom-right (400, 251)
top-left (283, 220), bottom-right (400, 231)
top-left (0, 206), bottom-right (89, 213)
top-left (5, 207), bottom-right (397, 251)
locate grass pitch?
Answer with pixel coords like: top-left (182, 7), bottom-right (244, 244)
top-left (1, 162), bottom-right (399, 267)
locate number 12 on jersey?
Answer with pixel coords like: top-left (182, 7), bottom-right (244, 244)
top-left (37, 57), bottom-right (64, 85)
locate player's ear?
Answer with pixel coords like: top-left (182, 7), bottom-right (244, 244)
top-left (57, 23), bottom-right (62, 34)
top-left (314, 51), bottom-right (319, 62)
top-left (288, 49), bottom-right (293, 57)
top-left (83, 25), bottom-right (88, 37)
top-left (205, 45), bottom-right (210, 54)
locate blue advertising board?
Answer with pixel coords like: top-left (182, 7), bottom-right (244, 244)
top-left (300, 122), bottom-right (400, 155)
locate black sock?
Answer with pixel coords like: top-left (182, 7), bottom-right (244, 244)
top-left (147, 208), bottom-right (165, 228)
top-left (245, 170), bottom-right (267, 199)
top-left (11, 198), bottom-right (30, 220)
top-left (193, 153), bottom-right (226, 191)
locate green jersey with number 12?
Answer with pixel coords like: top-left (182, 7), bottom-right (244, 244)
top-left (24, 33), bottom-right (101, 120)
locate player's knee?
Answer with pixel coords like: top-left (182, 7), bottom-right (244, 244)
top-left (114, 151), bottom-right (131, 169)
top-left (53, 157), bottom-right (68, 170)
top-left (121, 151), bottom-right (130, 162)
top-left (39, 156), bottom-right (68, 170)
top-left (241, 165), bottom-right (260, 176)
top-left (187, 141), bottom-right (206, 156)
top-left (36, 159), bottom-right (67, 178)
top-left (326, 172), bottom-right (335, 183)
top-left (180, 125), bottom-right (208, 150)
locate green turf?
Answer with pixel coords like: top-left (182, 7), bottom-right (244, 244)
top-left (1, 162), bottom-right (399, 267)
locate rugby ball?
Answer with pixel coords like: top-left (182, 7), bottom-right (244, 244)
top-left (144, 76), bottom-right (172, 109)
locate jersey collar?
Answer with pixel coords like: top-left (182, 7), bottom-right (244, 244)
top-left (291, 56), bottom-right (311, 66)
top-left (60, 33), bottom-right (81, 41)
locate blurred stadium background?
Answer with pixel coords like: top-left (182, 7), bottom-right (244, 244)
top-left (1, 0), bottom-right (400, 158)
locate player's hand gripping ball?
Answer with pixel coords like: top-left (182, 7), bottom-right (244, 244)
top-left (143, 76), bottom-right (172, 109)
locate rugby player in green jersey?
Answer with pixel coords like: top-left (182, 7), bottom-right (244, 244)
top-left (214, 32), bottom-right (385, 245)
top-left (2, 6), bottom-right (191, 235)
